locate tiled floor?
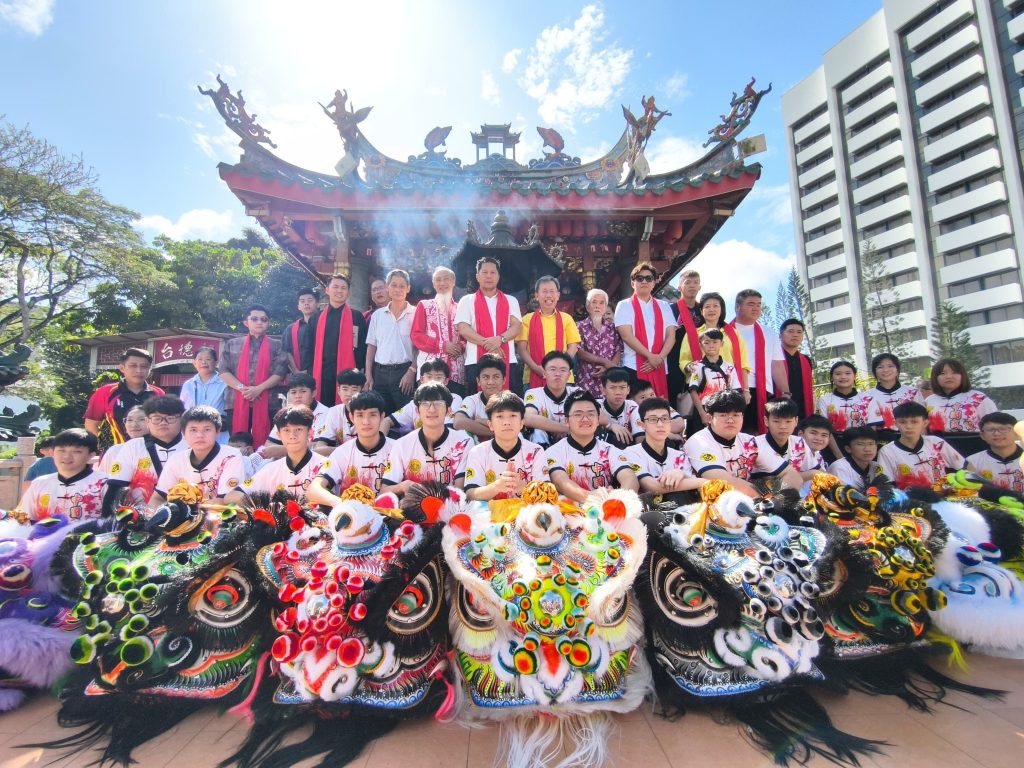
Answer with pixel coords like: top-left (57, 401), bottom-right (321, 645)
top-left (1, 652), bottom-right (1021, 768)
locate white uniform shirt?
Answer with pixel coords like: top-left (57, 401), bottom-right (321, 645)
top-left (318, 434), bottom-right (395, 495)
top-left (828, 457), bottom-right (885, 491)
top-left (598, 398), bottom-right (644, 438)
top-left (878, 437), bottom-right (966, 488)
top-left (613, 296), bottom-right (674, 372)
top-left (317, 403), bottom-right (356, 446)
top-left (688, 360), bottom-right (743, 403)
top-left (241, 450), bottom-right (326, 502)
top-left (967, 447), bottom-right (1024, 493)
top-left (817, 391), bottom-right (878, 433)
top-left (545, 437), bottom-right (632, 492)
top-left (454, 292), bottom-right (523, 365)
top-left (456, 392), bottom-right (490, 422)
top-left (524, 385), bottom-right (577, 446)
top-left (16, 468), bottom-right (110, 522)
top-left (862, 385), bottom-right (924, 430)
top-left (622, 441), bottom-right (694, 481)
top-left (925, 390), bottom-right (998, 433)
top-left (266, 401), bottom-right (332, 445)
top-left (684, 427), bottom-right (788, 481)
top-left (730, 322), bottom-right (783, 393)
top-left (753, 434), bottom-right (822, 474)
top-left (155, 444), bottom-right (245, 500)
top-left (463, 438), bottom-right (549, 499)
top-left (381, 428), bottom-right (472, 487)
top-left (366, 303), bottom-right (416, 365)
top-left (108, 435), bottom-right (188, 503)
top-left (390, 394), bottom-right (462, 434)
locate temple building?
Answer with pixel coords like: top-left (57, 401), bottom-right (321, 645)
top-left (200, 76), bottom-right (771, 311)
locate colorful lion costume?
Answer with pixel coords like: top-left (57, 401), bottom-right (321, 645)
top-left (443, 482), bottom-right (651, 768)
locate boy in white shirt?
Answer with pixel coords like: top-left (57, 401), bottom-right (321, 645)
top-left (463, 391), bottom-right (548, 501)
top-left (546, 390), bottom-right (639, 504)
top-left (106, 395), bottom-right (188, 505)
top-left (968, 412), bottom-right (1024, 492)
top-left (878, 401), bottom-right (966, 489)
top-left (152, 406), bottom-right (245, 505)
top-left (260, 374), bottom-right (331, 457)
top-left (598, 367), bottom-right (642, 448)
top-left (623, 397), bottom-right (703, 495)
top-left (754, 398), bottom-right (823, 482)
top-left (382, 360), bottom-right (462, 436)
top-left (829, 427), bottom-right (885, 491)
top-left (452, 354), bottom-right (506, 440)
top-left (314, 369), bottom-right (367, 452)
top-left (688, 328), bottom-right (743, 426)
top-left (684, 390), bottom-right (802, 497)
top-left (798, 416), bottom-right (833, 470)
top-left (308, 391), bottom-right (395, 500)
top-left (14, 428), bottom-right (112, 522)
top-left (523, 351), bottom-right (578, 446)
top-left (632, 379), bottom-right (686, 441)
top-left (228, 405), bottom-right (325, 503)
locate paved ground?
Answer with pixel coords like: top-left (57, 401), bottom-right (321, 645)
top-left (0, 651), bottom-right (1021, 768)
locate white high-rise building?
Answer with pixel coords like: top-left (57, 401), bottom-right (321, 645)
top-left (782, 0), bottom-right (1024, 410)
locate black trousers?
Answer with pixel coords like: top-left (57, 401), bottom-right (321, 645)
top-left (742, 388), bottom-right (760, 434)
top-left (464, 362), bottom-right (524, 397)
top-left (372, 362), bottom-right (413, 413)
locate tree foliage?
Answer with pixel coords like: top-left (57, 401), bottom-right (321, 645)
top-left (858, 240), bottom-right (912, 361)
top-left (930, 300), bottom-right (989, 388)
top-left (774, 266), bottom-right (830, 383)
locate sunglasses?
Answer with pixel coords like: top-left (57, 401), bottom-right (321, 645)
top-left (632, 274), bottom-right (656, 283)
top-left (248, 316), bottom-right (270, 322)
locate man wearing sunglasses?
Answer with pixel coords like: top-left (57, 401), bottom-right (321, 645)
top-left (614, 261), bottom-right (676, 400)
top-left (219, 304), bottom-right (290, 448)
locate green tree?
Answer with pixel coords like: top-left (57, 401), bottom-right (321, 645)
top-left (774, 266), bottom-right (830, 384)
top-left (0, 120), bottom-right (169, 352)
top-left (930, 300), bottom-right (989, 388)
top-left (858, 240), bottom-right (912, 361)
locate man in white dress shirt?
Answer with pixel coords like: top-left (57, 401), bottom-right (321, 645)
top-left (455, 256), bottom-right (523, 394)
top-left (365, 268), bottom-right (417, 413)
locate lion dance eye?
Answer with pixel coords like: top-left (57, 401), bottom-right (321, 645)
top-left (193, 569), bottom-right (255, 629)
top-left (649, 556), bottom-right (718, 627)
top-left (386, 560), bottom-right (442, 635)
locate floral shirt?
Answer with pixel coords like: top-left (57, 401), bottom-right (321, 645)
top-left (817, 391), bottom-right (876, 432)
top-left (381, 428), bottom-right (472, 487)
top-left (577, 317), bottom-right (623, 397)
top-left (878, 437), bottom-right (966, 489)
top-left (862, 384), bottom-right (924, 430)
top-left (925, 390), bottom-right (997, 433)
top-left (463, 438), bottom-right (548, 499)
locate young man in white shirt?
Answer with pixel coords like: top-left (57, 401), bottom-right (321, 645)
top-left (878, 401), bottom-right (967, 489)
top-left (14, 428), bottom-right (112, 522)
top-left (829, 427), bottom-right (885, 491)
top-left (463, 392), bottom-right (548, 501)
top-left (623, 397), bottom-right (703, 496)
top-left (968, 412), bottom-right (1024, 492)
top-left (229, 405), bottom-right (325, 503)
top-left (452, 354), bottom-right (506, 440)
top-left (107, 395), bottom-right (188, 505)
top-left (754, 398), bottom-right (823, 482)
top-left (260, 373), bottom-right (331, 458)
top-left (380, 382), bottom-right (472, 496)
top-left (684, 390), bottom-right (802, 498)
top-left (313, 369), bottom-right (367, 453)
top-left (546, 390), bottom-right (639, 504)
top-left (382, 359), bottom-right (462, 436)
top-left (365, 268), bottom-right (418, 413)
top-left (455, 256), bottom-right (524, 394)
top-left (151, 406), bottom-right (246, 505)
top-left (724, 289), bottom-right (790, 434)
top-left (598, 367), bottom-right (642, 448)
top-left (308, 391), bottom-right (395, 501)
top-left (614, 261), bottom-right (676, 400)
top-left (524, 351), bottom-right (578, 446)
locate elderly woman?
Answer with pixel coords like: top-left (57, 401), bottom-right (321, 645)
top-left (411, 265), bottom-right (466, 394)
top-left (576, 288), bottom-right (623, 397)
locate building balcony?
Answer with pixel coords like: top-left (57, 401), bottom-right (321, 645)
top-left (820, 328), bottom-right (856, 348)
top-left (910, 25), bottom-right (980, 79)
top-left (810, 277), bottom-right (849, 302)
top-left (798, 157), bottom-right (835, 189)
top-left (796, 134), bottom-right (833, 167)
top-left (935, 214), bottom-right (1013, 254)
top-left (879, 251), bottom-right (919, 276)
top-left (793, 110), bottom-right (830, 146)
top-left (865, 281), bottom-right (925, 309)
top-left (939, 248), bottom-right (1019, 286)
top-left (931, 181), bottom-right (1007, 223)
top-left (805, 227), bottom-right (844, 255)
top-left (906, 0), bottom-right (974, 51)
top-left (919, 84), bottom-right (991, 134)
top-left (849, 140), bottom-right (904, 179)
top-left (926, 147), bottom-right (1002, 194)
top-left (868, 309), bottom-right (928, 335)
top-left (988, 362), bottom-right (1024, 390)
top-left (1009, 12), bottom-right (1024, 41)
top-left (852, 167), bottom-right (907, 204)
top-left (949, 282), bottom-right (1022, 313)
top-left (855, 194), bottom-right (911, 230)
top-left (914, 55), bottom-right (986, 108)
top-left (847, 112), bottom-right (901, 155)
top-left (845, 87), bottom-right (897, 130)
top-left (814, 304), bottom-right (854, 325)
top-left (800, 180), bottom-right (839, 210)
top-left (966, 319), bottom-right (1024, 347)
top-left (866, 222), bottom-right (915, 251)
top-left (802, 205), bottom-right (842, 234)
top-left (807, 253), bottom-right (846, 279)
top-left (923, 115), bottom-right (996, 164)
top-left (841, 61), bottom-right (894, 104)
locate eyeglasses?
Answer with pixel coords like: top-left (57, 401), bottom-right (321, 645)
top-left (632, 274), bottom-right (656, 283)
top-left (248, 316), bottom-right (270, 323)
top-left (642, 417), bottom-right (671, 425)
top-left (568, 411), bottom-right (597, 420)
top-left (419, 401), bottom-right (447, 410)
top-left (147, 415), bottom-right (180, 425)
top-left (982, 427), bottom-right (1014, 435)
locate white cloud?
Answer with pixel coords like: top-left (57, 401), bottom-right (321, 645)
top-left (136, 209), bottom-right (238, 242)
top-left (502, 48), bottom-right (522, 73)
top-left (191, 124), bottom-right (241, 160)
top-left (215, 61), bottom-right (238, 78)
top-left (481, 70), bottom-right (500, 106)
top-left (660, 71), bottom-right (689, 100)
top-left (0, 0), bottom-right (53, 35)
top-left (518, 4), bottom-right (632, 130)
top-left (684, 239), bottom-right (795, 310)
top-left (748, 183), bottom-right (794, 228)
top-left (644, 134), bottom-right (704, 174)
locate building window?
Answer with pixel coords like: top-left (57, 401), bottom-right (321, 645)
top-left (932, 171), bottom-right (1002, 204)
top-left (966, 305), bottom-right (1024, 327)
top-left (860, 213), bottom-right (913, 240)
top-left (938, 204), bottom-right (1009, 235)
top-left (814, 295), bottom-right (851, 312)
top-left (810, 269), bottom-right (846, 289)
top-left (817, 318), bottom-right (854, 335)
top-left (809, 245), bottom-right (844, 265)
top-left (846, 106), bottom-right (899, 139)
top-left (853, 159), bottom-right (904, 187)
top-left (946, 269), bottom-right (1019, 297)
top-left (977, 338), bottom-right (1024, 366)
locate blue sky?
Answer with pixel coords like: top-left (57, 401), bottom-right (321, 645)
top-left (1, 0), bottom-right (880, 305)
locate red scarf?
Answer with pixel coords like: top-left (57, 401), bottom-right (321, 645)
top-left (676, 300), bottom-right (701, 363)
top-left (313, 305), bottom-right (355, 401)
top-left (475, 290), bottom-right (511, 385)
top-left (797, 352), bottom-right (814, 418)
top-left (630, 294), bottom-right (668, 398)
top-left (290, 321), bottom-right (301, 366)
top-left (527, 310), bottom-right (564, 388)
top-left (232, 334), bottom-right (272, 446)
top-left (724, 321), bottom-right (767, 433)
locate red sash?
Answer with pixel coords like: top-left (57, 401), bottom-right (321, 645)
top-left (676, 300), bottom-right (701, 363)
top-left (725, 321), bottom-right (767, 432)
top-left (232, 335), bottom-right (272, 446)
top-left (631, 295), bottom-right (668, 398)
top-left (527, 311), bottom-right (564, 388)
top-left (798, 352), bottom-right (814, 418)
top-left (475, 290), bottom-right (511, 383)
top-left (313, 305), bottom-right (355, 401)
top-left (290, 322), bottom-right (301, 365)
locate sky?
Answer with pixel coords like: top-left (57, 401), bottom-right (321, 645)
top-left (0, 0), bottom-right (881, 307)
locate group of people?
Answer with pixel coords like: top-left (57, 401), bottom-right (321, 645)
top-left (12, 257), bottom-right (1023, 524)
